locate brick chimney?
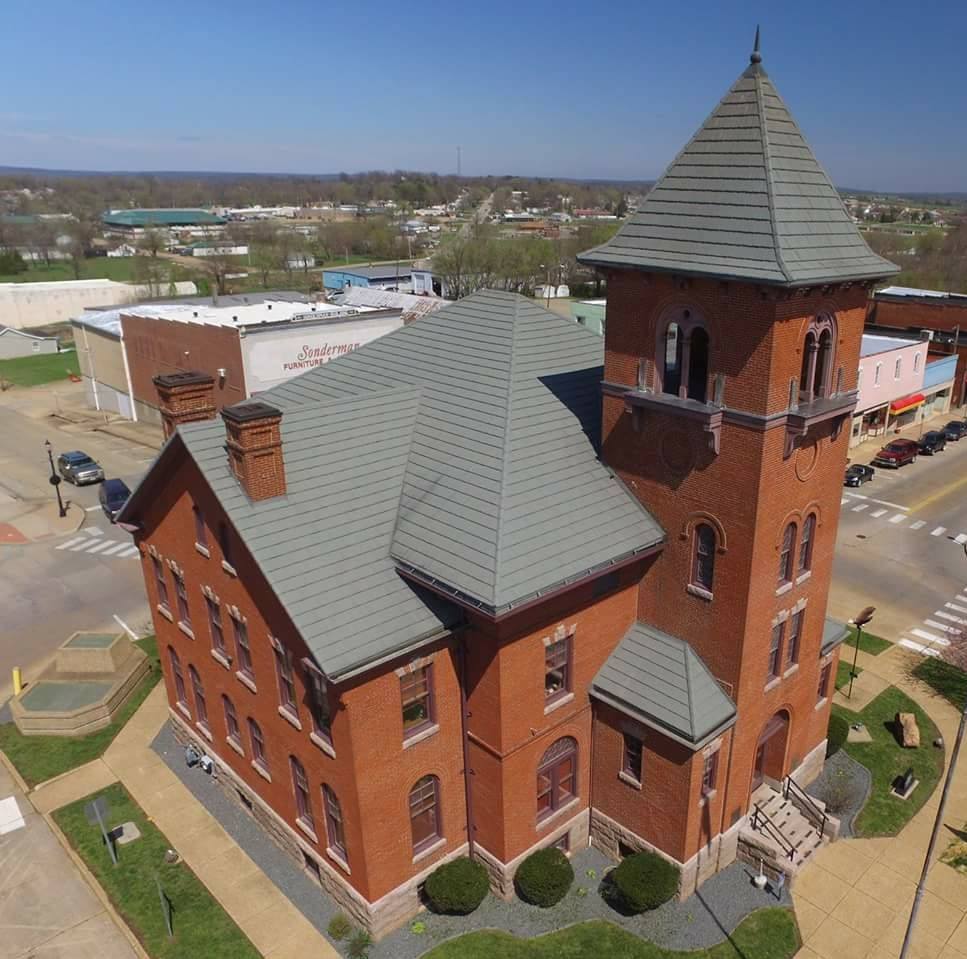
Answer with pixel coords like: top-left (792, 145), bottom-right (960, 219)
top-left (221, 401), bottom-right (286, 501)
top-left (153, 372), bottom-right (216, 440)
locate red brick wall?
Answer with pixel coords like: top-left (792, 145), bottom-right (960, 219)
top-left (123, 313), bottom-right (246, 413)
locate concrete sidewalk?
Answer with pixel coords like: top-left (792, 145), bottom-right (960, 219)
top-left (794, 644), bottom-right (967, 959)
top-left (26, 684), bottom-right (338, 959)
top-left (0, 500), bottom-right (84, 546)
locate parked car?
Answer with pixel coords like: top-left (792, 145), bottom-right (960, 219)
top-left (98, 478), bottom-right (131, 521)
top-left (56, 450), bottom-right (105, 485)
top-left (918, 431), bottom-right (947, 455)
top-left (943, 421), bottom-right (967, 442)
top-left (845, 464), bottom-right (875, 487)
top-left (872, 439), bottom-right (919, 468)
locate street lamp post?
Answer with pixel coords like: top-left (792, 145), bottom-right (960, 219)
top-left (847, 605), bottom-right (875, 700)
top-left (44, 439), bottom-right (67, 519)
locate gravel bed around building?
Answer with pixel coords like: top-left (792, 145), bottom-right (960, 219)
top-left (153, 721), bottom-right (791, 958)
top-left (806, 749), bottom-right (872, 838)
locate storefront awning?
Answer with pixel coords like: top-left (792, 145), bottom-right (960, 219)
top-left (890, 393), bottom-right (925, 415)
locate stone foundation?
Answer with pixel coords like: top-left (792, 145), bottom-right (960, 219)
top-left (169, 712), bottom-right (465, 940)
top-left (789, 738), bottom-right (827, 788)
top-left (475, 807), bottom-right (590, 899)
top-left (589, 807), bottom-right (743, 899)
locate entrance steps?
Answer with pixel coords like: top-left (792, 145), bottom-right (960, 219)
top-left (739, 783), bottom-right (827, 877)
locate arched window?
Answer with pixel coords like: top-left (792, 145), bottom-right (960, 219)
top-left (290, 756), bottom-right (314, 831)
top-left (537, 737), bottom-right (577, 822)
top-left (799, 315), bottom-right (836, 402)
top-left (688, 327), bottom-right (709, 403)
top-left (691, 523), bottom-right (716, 593)
top-left (660, 309), bottom-right (710, 402)
top-left (778, 522), bottom-right (796, 586)
top-left (662, 322), bottom-right (683, 396)
top-left (409, 775), bottom-right (441, 853)
top-left (799, 514), bottom-right (816, 574)
top-left (188, 665), bottom-right (208, 729)
top-left (800, 332), bottom-right (816, 403)
top-left (168, 647), bottom-right (187, 709)
top-left (323, 785), bottom-right (347, 861)
top-left (814, 329), bottom-right (833, 397)
top-left (248, 718), bottom-right (267, 770)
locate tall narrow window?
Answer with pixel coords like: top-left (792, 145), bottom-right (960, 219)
top-left (536, 737), bottom-right (577, 822)
top-left (323, 785), bottom-right (347, 860)
top-left (248, 718), bottom-right (267, 769)
top-left (305, 663), bottom-right (332, 743)
top-left (798, 514), bottom-right (816, 575)
top-left (274, 644), bottom-right (297, 715)
top-left (800, 332), bottom-right (816, 403)
top-left (768, 623), bottom-right (784, 681)
top-left (914, 353), bottom-right (921, 373)
top-left (814, 329), bottom-right (832, 397)
top-left (401, 665), bottom-right (434, 737)
top-left (787, 610), bottom-right (804, 668)
top-left (233, 616), bottom-right (253, 679)
top-left (778, 523), bottom-right (796, 586)
top-left (290, 757), bottom-right (314, 831)
top-left (173, 571), bottom-right (190, 626)
top-left (701, 750), bottom-right (719, 796)
top-left (544, 638), bottom-right (572, 704)
top-left (152, 556), bottom-right (169, 609)
top-left (817, 663), bottom-right (832, 702)
top-left (189, 665), bottom-right (208, 729)
top-left (622, 733), bottom-right (643, 784)
top-left (894, 358), bottom-right (902, 380)
top-left (218, 521), bottom-right (233, 568)
top-left (874, 363), bottom-right (882, 386)
top-left (662, 322), bottom-right (682, 396)
top-left (193, 504), bottom-right (208, 549)
top-left (688, 327), bottom-right (709, 403)
top-left (206, 597), bottom-right (225, 654)
top-left (691, 523), bottom-right (716, 593)
top-left (409, 775), bottom-right (441, 853)
top-left (222, 694), bottom-right (241, 746)
top-left (168, 647), bottom-right (187, 708)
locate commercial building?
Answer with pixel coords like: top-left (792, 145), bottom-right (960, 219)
top-left (867, 286), bottom-right (967, 407)
top-left (101, 209), bottom-right (226, 237)
top-left (118, 42), bottom-right (894, 939)
top-left (851, 335), bottom-right (928, 445)
top-left (322, 264), bottom-right (415, 292)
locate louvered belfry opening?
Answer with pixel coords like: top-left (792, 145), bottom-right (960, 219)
top-left (220, 401), bottom-right (287, 501)
top-left (153, 371), bottom-right (216, 440)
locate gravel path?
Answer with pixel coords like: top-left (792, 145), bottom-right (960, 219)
top-left (152, 722), bottom-right (790, 958)
top-left (806, 748), bottom-right (872, 838)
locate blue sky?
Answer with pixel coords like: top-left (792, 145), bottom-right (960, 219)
top-left (2, 0), bottom-right (965, 191)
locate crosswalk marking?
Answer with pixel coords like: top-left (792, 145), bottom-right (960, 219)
top-left (54, 535), bottom-right (133, 559)
top-left (946, 603), bottom-right (967, 614)
top-left (899, 639), bottom-right (942, 657)
top-left (82, 527), bottom-right (102, 538)
top-left (889, 513), bottom-right (906, 524)
top-left (911, 627), bottom-right (951, 646)
top-left (871, 508), bottom-right (887, 518)
top-left (925, 619), bottom-right (962, 636)
top-left (120, 545), bottom-right (140, 558)
top-left (910, 520), bottom-right (926, 530)
top-left (935, 610), bottom-right (967, 625)
top-left (932, 527), bottom-right (947, 537)
top-left (85, 540), bottom-right (116, 554)
top-left (853, 504), bottom-right (869, 512)
top-left (56, 536), bottom-right (86, 550)
top-left (100, 541), bottom-right (131, 556)
top-left (841, 497), bottom-right (849, 506)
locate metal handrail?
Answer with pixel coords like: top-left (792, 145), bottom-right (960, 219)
top-left (784, 775), bottom-right (828, 838)
top-left (751, 803), bottom-right (796, 861)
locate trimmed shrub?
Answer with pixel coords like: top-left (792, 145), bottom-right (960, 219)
top-left (327, 913), bottom-right (352, 941)
top-left (611, 851), bottom-right (679, 913)
top-left (514, 847), bottom-right (574, 907)
top-left (827, 711), bottom-right (849, 757)
top-left (424, 857), bottom-right (489, 915)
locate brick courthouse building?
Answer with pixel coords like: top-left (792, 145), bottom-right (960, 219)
top-left (119, 43), bottom-right (897, 937)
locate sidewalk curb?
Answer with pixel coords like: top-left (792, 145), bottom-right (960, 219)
top-left (93, 423), bottom-right (163, 453)
top-left (30, 757), bottom-right (110, 802)
top-left (0, 746), bottom-right (31, 794)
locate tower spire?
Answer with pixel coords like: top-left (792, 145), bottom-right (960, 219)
top-left (750, 25), bottom-right (762, 64)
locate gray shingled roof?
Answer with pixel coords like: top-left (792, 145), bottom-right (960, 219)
top-left (822, 616), bottom-right (850, 656)
top-left (591, 622), bottom-right (736, 748)
top-left (264, 290), bottom-right (664, 614)
top-left (579, 53), bottom-right (898, 287)
top-left (175, 389), bottom-right (461, 679)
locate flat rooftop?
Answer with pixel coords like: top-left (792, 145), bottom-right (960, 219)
top-left (860, 333), bottom-right (922, 357)
top-left (876, 286), bottom-right (967, 302)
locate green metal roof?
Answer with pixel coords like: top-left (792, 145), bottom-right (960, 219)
top-left (579, 42), bottom-right (898, 287)
top-left (101, 209), bottom-right (225, 228)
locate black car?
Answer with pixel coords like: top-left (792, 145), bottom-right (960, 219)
top-left (98, 479), bottom-right (130, 521)
top-left (918, 431), bottom-right (947, 455)
top-left (943, 421), bottom-right (967, 441)
top-left (845, 464), bottom-right (875, 487)
top-left (56, 450), bottom-right (105, 485)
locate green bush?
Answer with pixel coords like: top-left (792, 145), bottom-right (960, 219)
top-left (346, 929), bottom-right (372, 959)
top-left (0, 250), bottom-right (27, 275)
top-left (424, 857), bottom-right (489, 915)
top-left (611, 851), bottom-right (679, 913)
top-left (514, 847), bottom-right (574, 907)
top-left (827, 711), bottom-right (850, 757)
top-left (327, 913), bottom-right (352, 941)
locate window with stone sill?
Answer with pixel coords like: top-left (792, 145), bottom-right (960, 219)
top-left (537, 737), bottom-right (577, 822)
top-left (786, 610), bottom-right (804, 669)
top-left (691, 523), bottom-right (716, 594)
top-left (188, 664), bottom-right (208, 730)
top-left (232, 616), bottom-right (253, 679)
top-left (248, 717), bottom-right (267, 769)
top-left (817, 663), bottom-right (832, 702)
top-left (169, 646), bottom-right (187, 710)
top-left (290, 756), bottom-right (315, 833)
top-left (173, 570), bottom-right (191, 626)
top-left (323, 784), bottom-right (347, 861)
top-left (274, 643), bottom-right (298, 716)
top-left (206, 597), bottom-right (225, 655)
top-left (701, 750), bottom-right (719, 797)
top-left (401, 665), bottom-right (434, 738)
top-left (152, 555), bottom-right (169, 609)
top-left (409, 775), bottom-right (441, 854)
top-left (218, 521), bottom-right (234, 569)
top-left (622, 733), bottom-right (643, 784)
top-left (304, 662), bottom-right (332, 744)
top-left (193, 504), bottom-right (208, 550)
top-left (768, 622), bottom-right (784, 682)
top-left (222, 694), bottom-right (241, 748)
top-left (778, 522), bottom-right (796, 588)
top-left (798, 514), bottom-right (816, 576)
top-left (544, 638), bottom-right (572, 704)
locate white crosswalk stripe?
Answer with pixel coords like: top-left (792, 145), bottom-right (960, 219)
top-left (946, 603), bottom-right (967, 615)
top-left (932, 527), bottom-right (947, 537)
top-left (85, 540), bottom-right (116, 554)
top-left (910, 520), bottom-right (926, 530)
top-left (911, 627), bottom-right (951, 646)
top-left (889, 513), bottom-right (906, 524)
top-left (55, 535), bottom-right (134, 559)
top-left (935, 610), bottom-right (967, 625)
top-left (100, 541), bottom-right (131, 556)
top-left (871, 508), bottom-right (887, 518)
top-left (852, 504), bottom-right (868, 512)
top-left (899, 639), bottom-right (942, 657)
top-left (925, 619), bottom-right (962, 636)
top-left (56, 536), bottom-right (86, 551)
top-left (82, 527), bottom-right (102, 538)
top-left (120, 545), bottom-right (140, 558)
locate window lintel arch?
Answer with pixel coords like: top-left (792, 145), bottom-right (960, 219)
top-left (679, 512), bottom-right (728, 553)
top-left (775, 511), bottom-right (803, 550)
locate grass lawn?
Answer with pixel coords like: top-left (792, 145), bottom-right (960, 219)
top-left (0, 636), bottom-right (160, 787)
top-left (836, 660), bottom-right (862, 691)
top-left (0, 256), bottom-right (182, 284)
top-left (830, 685), bottom-right (944, 836)
top-left (53, 782), bottom-right (259, 959)
top-left (845, 625), bottom-right (892, 656)
top-left (0, 350), bottom-right (80, 387)
top-left (422, 910), bottom-right (799, 959)
top-left (913, 657), bottom-right (967, 711)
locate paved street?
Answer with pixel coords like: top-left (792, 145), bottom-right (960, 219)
top-left (830, 418), bottom-right (967, 657)
top-left (0, 383), bottom-right (156, 699)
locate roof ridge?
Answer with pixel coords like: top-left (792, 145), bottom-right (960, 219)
top-left (682, 640), bottom-right (696, 739)
top-left (753, 69), bottom-right (792, 283)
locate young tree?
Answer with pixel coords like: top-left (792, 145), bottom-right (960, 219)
top-left (138, 226), bottom-right (165, 257)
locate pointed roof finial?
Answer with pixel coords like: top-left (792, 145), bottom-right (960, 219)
top-left (750, 25), bottom-right (762, 64)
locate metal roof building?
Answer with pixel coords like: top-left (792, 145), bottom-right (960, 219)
top-left (101, 209), bottom-right (226, 229)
